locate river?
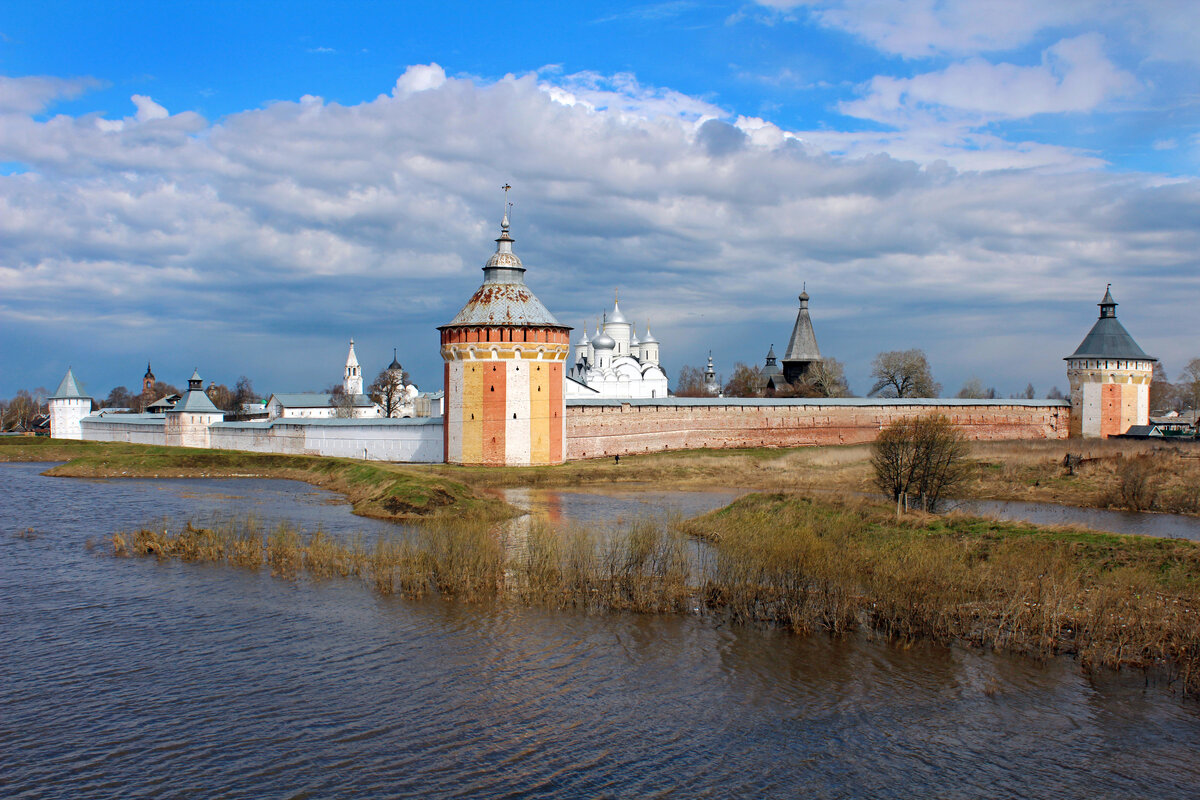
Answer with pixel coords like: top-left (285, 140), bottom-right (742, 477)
top-left (3, 462), bottom-right (1200, 798)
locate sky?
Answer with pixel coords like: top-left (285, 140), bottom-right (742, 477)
top-left (2, 0), bottom-right (1198, 400)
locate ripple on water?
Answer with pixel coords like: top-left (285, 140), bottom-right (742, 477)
top-left (3, 463), bottom-right (1200, 798)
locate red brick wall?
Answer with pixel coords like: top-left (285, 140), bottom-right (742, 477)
top-left (564, 401), bottom-right (1069, 459)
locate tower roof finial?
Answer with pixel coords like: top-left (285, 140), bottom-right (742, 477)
top-left (501, 183), bottom-right (512, 232)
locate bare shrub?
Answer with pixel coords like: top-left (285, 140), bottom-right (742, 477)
top-left (871, 415), bottom-right (970, 511)
top-left (1116, 456), bottom-right (1161, 511)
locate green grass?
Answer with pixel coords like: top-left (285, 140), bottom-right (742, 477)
top-left (0, 438), bottom-right (510, 523)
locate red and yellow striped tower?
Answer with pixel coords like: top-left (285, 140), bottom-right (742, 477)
top-left (439, 196), bottom-right (571, 465)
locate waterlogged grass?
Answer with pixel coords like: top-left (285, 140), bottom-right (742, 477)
top-left (112, 492), bottom-right (1200, 697)
top-left (687, 493), bottom-right (1200, 695)
top-left (0, 438), bottom-right (510, 524)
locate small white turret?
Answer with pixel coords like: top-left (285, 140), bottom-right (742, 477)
top-left (640, 323), bottom-right (660, 366)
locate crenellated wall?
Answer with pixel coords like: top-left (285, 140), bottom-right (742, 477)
top-left (564, 398), bottom-right (1070, 459)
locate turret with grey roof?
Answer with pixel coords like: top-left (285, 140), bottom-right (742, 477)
top-left (1065, 286), bottom-right (1156, 438)
top-left (48, 367), bottom-right (93, 439)
top-left (781, 289), bottom-right (822, 384)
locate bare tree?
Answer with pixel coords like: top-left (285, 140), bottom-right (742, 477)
top-left (205, 383), bottom-right (238, 412)
top-left (871, 414), bottom-right (969, 512)
top-left (369, 367), bottom-right (411, 417)
top-left (1046, 386), bottom-right (1066, 400)
top-left (674, 365), bottom-right (708, 397)
top-left (723, 363), bottom-right (762, 398)
top-left (104, 385), bottom-right (136, 409)
top-left (956, 377), bottom-right (996, 399)
top-left (1149, 363), bottom-right (1179, 413)
top-left (1178, 358), bottom-right (1200, 411)
top-left (801, 357), bottom-right (851, 398)
top-left (328, 385), bottom-right (357, 418)
top-left (233, 376), bottom-right (260, 408)
top-left (869, 349), bottom-right (941, 398)
top-left (4, 389), bottom-right (43, 431)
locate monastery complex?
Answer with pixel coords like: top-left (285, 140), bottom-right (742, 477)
top-left (48, 197), bottom-right (1158, 466)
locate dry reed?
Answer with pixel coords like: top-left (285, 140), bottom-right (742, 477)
top-left (110, 492), bottom-right (1200, 698)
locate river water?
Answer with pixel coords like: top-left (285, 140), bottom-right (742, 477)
top-left (3, 462), bottom-right (1200, 799)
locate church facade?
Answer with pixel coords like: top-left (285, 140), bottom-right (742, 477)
top-left (566, 295), bottom-right (669, 400)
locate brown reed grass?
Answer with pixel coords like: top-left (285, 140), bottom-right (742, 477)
top-left (109, 492), bottom-right (1200, 697)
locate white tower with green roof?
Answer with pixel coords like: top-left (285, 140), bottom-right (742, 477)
top-left (48, 367), bottom-right (93, 440)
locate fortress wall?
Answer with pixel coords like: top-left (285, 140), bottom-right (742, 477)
top-left (209, 418), bottom-right (444, 463)
top-left (565, 399), bottom-right (1070, 459)
top-left (79, 414), bottom-right (166, 445)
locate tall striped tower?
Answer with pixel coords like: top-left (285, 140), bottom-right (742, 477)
top-left (439, 194), bottom-right (571, 465)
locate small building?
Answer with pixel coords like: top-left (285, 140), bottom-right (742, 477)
top-left (265, 392), bottom-right (379, 420)
top-left (759, 344), bottom-right (789, 394)
top-left (145, 393), bottom-right (181, 413)
top-left (1065, 286), bottom-right (1156, 438)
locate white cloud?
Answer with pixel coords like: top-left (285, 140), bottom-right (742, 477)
top-left (0, 75), bottom-right (101, 114)
top-left (131, 94), bottom-right (169, 122)
top-left (841, 34), bottom-right (1135, 125)
top-left (392, 63), bottom-right (447, 95)
top-left (0, 64), bottom-right (1196, 397)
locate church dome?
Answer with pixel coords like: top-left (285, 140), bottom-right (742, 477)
top-left (592, 330), bottom-right (616, 350)
top-left (609, 299), bottom-right (628, 324)
top-left (640, 325), bottom-right (658, 344)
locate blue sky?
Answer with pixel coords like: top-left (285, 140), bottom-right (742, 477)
top-left (2, 0), bottom-right (1198, 400)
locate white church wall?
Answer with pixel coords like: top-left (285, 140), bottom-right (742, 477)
top-left (79, 413), bottom-right (167, 444)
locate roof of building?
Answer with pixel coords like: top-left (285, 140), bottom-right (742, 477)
top-left (268, 392), bottom-right (375, 408)
top-left (1066, 287), bottom-right (1155, 361)
top-left (592, 329), bottom-right (616, 350)
top-left (782, 290), bottom-right (821, 363)
top-left (173, 371), bottom-right (223, 414)
top-left (145, 393), bottom-right (181, 410)
top-left (387, 348), bottom-right (403, 371)
top-left (210, 416), bottom-right (441, 430)
top-left (640, 324), bottom-right (658, 345)
top-left (50, 367), bottom-right (90, 399)
top-left (762, 344), bottom-right (782, 376)
top-left (441, 213), bottom-right (566, 329)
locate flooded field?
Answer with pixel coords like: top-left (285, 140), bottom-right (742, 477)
top-left (3, 462), bottom-right (1200, 798)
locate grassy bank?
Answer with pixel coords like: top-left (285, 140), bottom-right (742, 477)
top-left (111, 491), bottom-right (1200, 697)
top-left (687, 493), bottom-right (1200, 694)
top-left (0, 437), bottom-right (510, 524)
top-left (429, 438), bottom-right (1200, 516)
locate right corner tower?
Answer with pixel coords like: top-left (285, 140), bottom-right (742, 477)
top-left (1065, 286), bottom-right (1156, 438)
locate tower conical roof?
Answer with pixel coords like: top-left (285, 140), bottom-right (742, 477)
top-left (1066, 286), bottom-right (1155, 361)
top-left (442, 209), bottom-right (565, 328)
top-left (782, 290), bottom-right (821, 363)
top-left (51, 367), bottom-right (89, 399)
top-left (173, 369), bottom-right (222, 413)
top-left (387, 348), bottom-right (403, 371)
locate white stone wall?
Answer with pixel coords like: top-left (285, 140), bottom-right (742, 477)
top-left (49, 397), bottom-right (92, 440)
top-left (80, 414), bottom-right (166, 444)
top-left (210, 419), bottom-right (443, 462)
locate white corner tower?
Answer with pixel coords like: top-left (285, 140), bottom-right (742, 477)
top-left (49, 367), bottom-right (93, 440)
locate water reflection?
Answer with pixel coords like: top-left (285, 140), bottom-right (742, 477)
top-left (946, 497), bottom-right (1200, 540)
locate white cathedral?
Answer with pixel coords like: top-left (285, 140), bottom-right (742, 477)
top-left (566, 294), bottom-right (669, 399)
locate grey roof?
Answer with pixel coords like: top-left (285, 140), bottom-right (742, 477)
top-left (145, 393), bottom-right (181, 410)
top-left (568, 397), bottom-right (1070, 408)
top-left (441, 219), bottom-right (567, 329)
top-left (782, 292), bottom-right (821, 363)
top-left (210, 416), bottom-right (441, 430)
top-left (1066, 289), bottom-right (1155, 361)
top-left (762, 344), bottom-right (782, 376)
top-left (173, 386), bottom-right (222, 414)
top-left (268, 392), bottom-right (375, 409)
top-left (50, 368), bottom-right (90, 399)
